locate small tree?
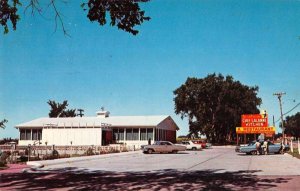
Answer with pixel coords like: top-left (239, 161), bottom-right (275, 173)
top-left (47, 100), bottom-right (76, 117)
top-left (284, 112), bottom-right (300, 138)
top-left (0, 119), bottom-right (8, 129)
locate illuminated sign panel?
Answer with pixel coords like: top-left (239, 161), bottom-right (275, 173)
top-left (241, 114), bottom-right (268, 127)
top-left (236, 126), bottom-right (275, 134)
top-left (236, 114), bottom-right (275, 134)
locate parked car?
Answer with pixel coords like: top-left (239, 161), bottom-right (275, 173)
top-left (143, 141), bottom-right (186, 154)
top-left (205, 142), bottom-right (212, 148)
top-left (192, 140), bottom-right (212, 149)
top-left (238, 141), bottom-right (290, 155)
top-left (177, 141), bottom-right (202, 150)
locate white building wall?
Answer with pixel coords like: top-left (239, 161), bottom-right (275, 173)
top-left (19, 128), bottom-right (102, 146)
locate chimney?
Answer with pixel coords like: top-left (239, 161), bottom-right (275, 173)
top-left (96, 110), bottom-right (110, 118)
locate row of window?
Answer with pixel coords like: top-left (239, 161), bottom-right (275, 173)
top-left (113, 128), bottom-right (153, 141)
top-left (20, 129), bottom-right (42, 140)
top-left (155, 128), bottom-right (170, 141)
top-left (19, 128), bottom-right (174, 141)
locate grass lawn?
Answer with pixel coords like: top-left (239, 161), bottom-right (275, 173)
top-left (288, 148), bottom-right (300, 159)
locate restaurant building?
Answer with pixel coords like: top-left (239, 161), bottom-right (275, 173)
top-left (15, 110), bottom-right (179, 148)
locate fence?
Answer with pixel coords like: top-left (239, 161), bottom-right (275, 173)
top-left (0, 144), bottom-right (139, 162)
top-left (289, 140), bottom-right (300, 154)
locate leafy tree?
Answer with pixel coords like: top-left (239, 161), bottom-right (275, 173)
top-left (173, 73), bottom-right (262, 144)
top-left (0, 0), bottom-right (20, 34)
top-left (0, 119), bottom-right (8, 129)
top-left (47, 100), bottom-right (76, 117)
top-left (63, 109), bottom-right (77, 117)
top-left (0, 137), bottom-right (18, 144)
top-left (284, 112), bottom-right (300, 138)
top-left (1, 0), bottom-right (150, 35)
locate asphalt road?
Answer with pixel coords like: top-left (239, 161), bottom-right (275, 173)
top-left (1, 147), bottom-right (300, 190)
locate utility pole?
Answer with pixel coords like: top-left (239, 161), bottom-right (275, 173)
top-left (273, 92), bottom-right (286, 143)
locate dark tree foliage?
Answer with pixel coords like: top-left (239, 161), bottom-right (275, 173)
top-left (174, 73), bottom-right (262, 144)
top-left (47, 100), bottom-right (76, 118)
top-left (82, 0), bottom-right (150, 35)
top-left (1, 0), bottom-right (150, 35)
top-left (0, 0), bottom-right (21, 34)
top-left (63, 109), bottom-right (77, 117)
top-left (0, 137), bottom-right (18, 144)
top-left (0, 119), bottom-right (8, 129)
top-left (284, 112), bottom-right (300, 138)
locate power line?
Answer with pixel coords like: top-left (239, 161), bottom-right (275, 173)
top-left (275, 102), bottom-right (300, 123)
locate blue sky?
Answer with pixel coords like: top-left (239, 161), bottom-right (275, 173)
top-left (1, 0), bottom-right (300, 139)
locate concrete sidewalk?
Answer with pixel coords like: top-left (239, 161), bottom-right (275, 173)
top-left (27, 151), bottom-right (139, 168)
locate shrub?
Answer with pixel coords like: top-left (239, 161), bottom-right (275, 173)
top-left (0, 161), bottom-right (6, 167)
top-left (85, 147), bottom-right (95, 156)
top-left (0, 151), bottom-right (10, 165)
top-left (19, 155), bottom-right (28, 162)
top-left (52, 150), bottom-right (59, 158)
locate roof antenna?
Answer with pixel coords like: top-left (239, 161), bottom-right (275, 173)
top-left (77, 109), bottom-right (84, 117)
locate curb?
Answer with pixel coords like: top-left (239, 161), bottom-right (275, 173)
top-left (213, 145), bottom-right (236, 148)
top-left (26, 151), bottom-right (140, 168)
top-left (26, 161), bottom-right (44, 168)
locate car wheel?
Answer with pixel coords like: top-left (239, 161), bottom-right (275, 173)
top-left (246, 152), bottom-right (251, 155)
top-left (250, 150), bottom-right (257, 155)
top-left (192, 147), bottom-right (196, 150)
top-left (148, 149), bottom-right (154, 154)
top-left (172, 150), bottom-right (178, 154)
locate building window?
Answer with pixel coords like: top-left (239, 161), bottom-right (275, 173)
top-left (25, 129), bottom-right (31, 140)
top-left (113, 129), bottom-right (119, 140)
top-left (155, 128), bottom-right (158, 140)
top-left (140, 129), bottom-right (147, 140)
top-left (132, 129), bottom-right (139, 140)
top-left (38, 129), bottom-right (42, 140)
top-left (32, 129), bottom-right (38, 140)
top-left (119, 129), bottom-right (124, 141)
top-left (147, 128), bottom-right (153, 140)
top-left (113, 129), bottom-right (124, 141)
top-left (20, 129), bottom-right (26, 140)
top-left (32, 129), bottom-right (42, 140)
top-left (20, 129), bottom-right (42, 140)
top-left (126, 128), bottom-right (133, 140)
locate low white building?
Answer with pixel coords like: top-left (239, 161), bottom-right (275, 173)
top-left (16, 111), bottom-right (179, 148)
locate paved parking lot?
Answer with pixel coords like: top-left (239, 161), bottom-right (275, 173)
top-left (2, 147), bottom-right (300, 190)
top-left (29, 146), bottom-right (300, 176)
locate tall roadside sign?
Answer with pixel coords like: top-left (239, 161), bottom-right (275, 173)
top-left (236, 113), bottom-right (275, 145)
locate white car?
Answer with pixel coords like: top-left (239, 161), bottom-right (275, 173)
top-left (143, 141), bottom-right (186, 154)
top-left (178, 141), bottom-right (202, 150)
